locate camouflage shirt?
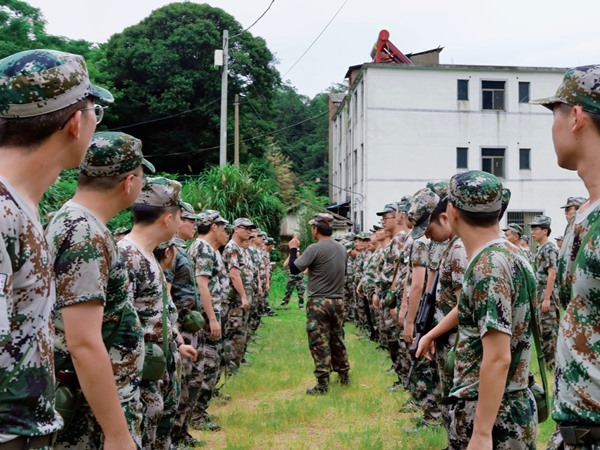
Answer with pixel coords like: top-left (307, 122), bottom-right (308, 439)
top-left (450, 239), bottom-right (534, 400)
top-left (434, 236), bottom-right (467, 325)
top-left (533, 241), bottom-right (558, 288)
top-left (392, 235), bottom-right (411, 300)
top-left (164, 244), bottom-right (200, 314)
top-left (405, 236), bottom-right (430, 300)
top-left (188, 238), bottom-right (229, 312)
top-left (118, 236), bottom-right (174, 344)
top-left (554, 202), bottom-right (600, 424)
top-left (0, 178), bottom-right (62, 436)
top-left (363, 247), bottom-right (383, 295)
top-left (47, 200), bottom-right (144, 401)
top-left (222, 240), bottom-right (247, 302)
top-left (428, 239), bottom-right (447, 272)
top-left (378, 231), bottom-right (407, 292)
top-left (246, 247), bottom-right (260, 293)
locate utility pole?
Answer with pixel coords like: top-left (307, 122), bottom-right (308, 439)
top-left (234, 94), bottom-right (240, 168)
top-left (219, 30), bottom-right (229, 167)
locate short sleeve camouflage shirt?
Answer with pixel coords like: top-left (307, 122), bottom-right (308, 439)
top-left (450, 239), bottom-right (534, 400)
top-left (187, 238), bottom-right (229, 312)
top-left (47, 201), bottom-right (143, 400)
top-left (554, 202), bottom-right (600, 424)
top-left (434, 236), bottom-right (467, 324)
top-left (0, 178), bottom-right (62, 436)
top-left (164, 246), bottom-right (200, 313)
top-left (533, 241), bottom-right (558, 288)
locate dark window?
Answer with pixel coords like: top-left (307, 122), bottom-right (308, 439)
top-left (457, 147), bottom-right (468, 168)
top-left (482, 148), bottom-right (505, 178)
top-left (520, 148), bottom-right (531, 170)
top-left (482, 80), bottom-right (505, 110)
top-left (457, 80), bottom-right (469, 100)
top-left (519, 82), bottom-right (530, 103)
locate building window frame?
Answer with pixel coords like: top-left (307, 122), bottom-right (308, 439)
top-left (481, 147), bottom-right (506, 178)
top-left (457, 79), bottom-right (469, 101)
top-left (481, 80), bottom-right (506, 111)
top-left (457, 147), bottom-right (468, 169)
top-left (518, 82), bottom-right (530, 103)
top-left (519, 148), bottom-right (531, 170)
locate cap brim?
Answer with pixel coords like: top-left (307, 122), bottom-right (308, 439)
top-left (90, 84), bottom-right (114, 104)
top-left (530, 95), bottom-right (561, 110)
top-left (410, 224), bottom-right (426, 240)
top-left (142, 158), bottom-right (156, 173)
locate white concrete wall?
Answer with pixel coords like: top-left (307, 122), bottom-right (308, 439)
top-left (331, 64), bottom-right (586, 235)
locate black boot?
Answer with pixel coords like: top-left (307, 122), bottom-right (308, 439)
top-left (339, 371), bottom-right (350, 386)
top-left (306, 376), bottom-right (329, 394)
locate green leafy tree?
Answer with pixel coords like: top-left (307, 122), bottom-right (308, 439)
top-left (103, 2), bottom-right (280, 173)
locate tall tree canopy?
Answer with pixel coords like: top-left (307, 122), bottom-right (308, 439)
top-left (103, 2), bottom-right (281, 173)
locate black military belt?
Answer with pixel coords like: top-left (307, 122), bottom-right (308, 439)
top-left (309, 297), bottom-right (343, 301)
top-left (0, 432), bottom-right (56, 450)
top-left (559, 424), bottom-right (600, 445)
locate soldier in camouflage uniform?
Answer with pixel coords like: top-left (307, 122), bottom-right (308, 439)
top-left (529, 215), bottom-right (560, 369)
top-left (222, 218), bottom-right (255, 372)
top-left (187, 211), bottom-right (230, 432)
top-left (354, 231), bottom-right (375, 337)
top-left (288, 214), bottom-right (350, 394)
top-left (119, 177), bottom-right (197, 450)
top-left (422, 170), bottom-right (537, 449)
top-left (561, 196), bottom-right (586, 223)
top-left (361, 227), bottom-right (385, 344)
top-left (48, 132), bottom-right (153, 449)
top-left (403, 188), bottom-right (442, 428)
top-left (280, 265), bottom-right (306, 308)
top-left (0, 49), bottom-right (113, 448)
top-left (242, 229), bottom-right (261, 356)
top-left (169, 203), bottom-right (208, 445)
top-left (534, 65), bottom-right (600, 449)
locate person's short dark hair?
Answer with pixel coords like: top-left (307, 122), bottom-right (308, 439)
top-left (153, 243), bottom-right (176, 262)
top-left (430, 197), bottom-right (448, 224)
top-left (0, 98), bottom-right (89, 150)
top-left (313, 223), bottom-right (333, 236)
top-left (132, 203), bottom-right (180, 226)
top-left (77, 170), bottom-right (138, 192)
top-left (197, 223), bottom-right (212, 235)
top-left (455, 206), bottom-right (500, 228)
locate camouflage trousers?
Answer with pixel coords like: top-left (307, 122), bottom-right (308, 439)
top-left (54, 390), bottom-right (143, 449)
top-left (172, 332), bottom-right (200, 440)
top-left (195, 332), bottom-right (224, 419)
top-left (380, 309), bottom-right (403, 381)
top-left (343, 280), bottom-right (355, 320)
top-left (306, 297), bottom-right (350, 381)
top-left (448, 389), bottom-right (537, 450)
top-left (538, 288), bottom-right (560, 369)
top-left (435, 329), bottom-right (457, 432)
top-left (407, 351), bottom-right (442, 421)
top-left (248, 289), bottom-right (262, 336)
top-left (224, 303), bottom-right (250, 370)
top-left (141, 345), bottom-right (181, 450)
top-left (281, 273), bottom-right (306, 305)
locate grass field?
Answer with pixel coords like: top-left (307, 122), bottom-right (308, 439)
top-left (190, 269), bottom-right (556, 449)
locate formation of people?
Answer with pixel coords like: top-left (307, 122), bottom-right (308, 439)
top-left (0, 49), bottom-right (277, 450)
top-left (1, 44), bottom-right (599, 450)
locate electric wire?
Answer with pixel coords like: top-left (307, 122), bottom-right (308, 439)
top-left (231, 0), bottom-right (275, 39)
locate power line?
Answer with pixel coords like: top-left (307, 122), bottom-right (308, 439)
top-left (152, 109), bottom-right (329, 158)
top-left (231, 0), bottom-right (275, 39)
top-left (281, 0), bottom-right (349, 79)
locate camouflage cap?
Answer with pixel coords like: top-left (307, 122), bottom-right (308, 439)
top-left (80, 132), bottom-right (155, 177)
top-left (233, 217), bottom-right (256, 228)
top-left (426, 180), bottom-right (449, 199)
top-left (344, 240), bottom-right (355, 251)
top-left (0, 49), bottom-right (113, 118)
top-left (344, 231), bottom-right (356, 240)
top-left (371, 224), bottom-right (383, 232)
top-left (356, 231), bottom-right (372, 240)
top-left (502, 188), bottom-right (511, 211)
top-left (265, 237), bottom-right (275, 245)
top-left (113, 226), bottom-right (130, 236)
top-left (257, 231), bottom-right (267, 238)
top-left (555, 235), bottom-right (564, 241)
top-left (502, 223), bottom-right (523, 236)
top-left (407, 188), bottom-right (440, 240)
top-left (532, 65), bottom-right (600, 115)
top-left (396, 196), bottom-right (411, 213)
top-left (529, 215), bottom-right (552, 228)
top-left (180, 202), bottom-right (201, 220)
top-left (561, 196), bottom-right (586, 209)
top-left (448, 170), bottom-right (503, 213)
top-left (155, 238), bottom-right (177, 252)
top-left (521, 235), bottom-right (530, 243)
top-left (198, 210), bottom-right (228, 227)
top-left (309, 213), bottom-right (334, 226)
top-left (134, 177), bottom-right (184, 208)
top-left (376, 203), bottom-right (398, 216)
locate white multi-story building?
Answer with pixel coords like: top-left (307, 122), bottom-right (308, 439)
top-left (329, 60), bottom-right (587, 239)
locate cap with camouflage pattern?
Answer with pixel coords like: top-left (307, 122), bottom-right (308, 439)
top-left (407, 188), bottom-right (440, 240)
top-left (376, 203), bottom-right (397, 216)
top-left (344, 231), bottom-right (355, 240)
top-left (309, 213), bottom-right (334, 226)
top-left (344, 240), bottom-right (355, 251)
top-left (265, 237), bottom-right (275, 245)
top-left (113, 226), bottom-right (130, 236)
top-left (80, 132), bottom-right (155, 177)
top-left (135, 177), bottom-right (184, 208)
top-left (521, 235), bottom-right (530, 243)
top-left (449, 170), bottom-right (503, 213)
top-left (555, 235), bottom-right (564, 241)
top-left (233, 217), bottom-right (256, 228)
top-left (561, 196), bottom-right (586, 209)
top-left (502, 223), bottom-right (523, 236)
top-left (532, 65), bottom-right (600, 115)
top-left (529, 215), bottom-right (552, 229)
top-left (502, 188), bottom-right (511, 211)
top-left (371, 224), bottom-right (383, 232)
top-left (198, 210), bottom-right (228, 227)
top-left (396, 195), bottom-right (411, 213)
top-left (181, 202), bottom-right (201, 220)
top-left (426, 180), bottom-right (449, 199)
top-left (0, 49), bottom-right (113, 118)
top-left (356, 231), bottom-right (372, 240)
top-left (155, 238), bottom-right (177, 252)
